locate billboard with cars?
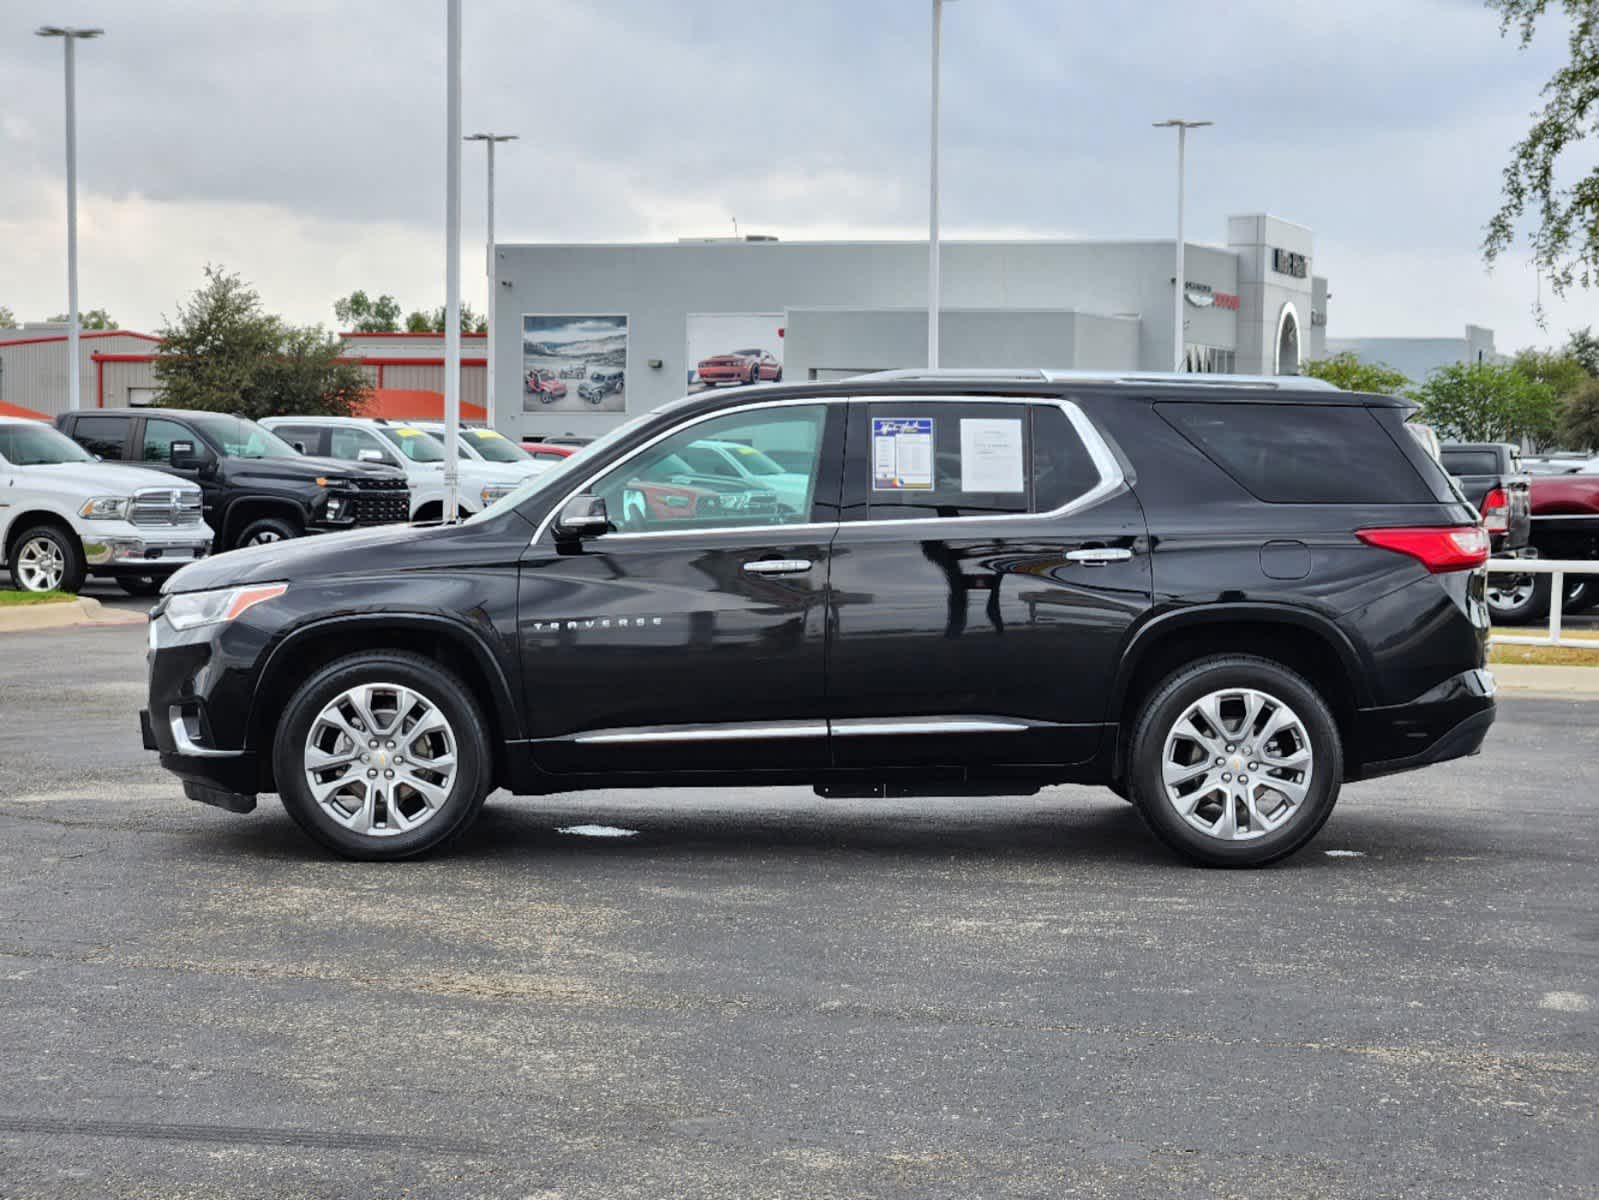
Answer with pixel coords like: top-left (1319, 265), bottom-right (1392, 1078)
top-left (522, 314), bottom-right (628, 413)
top-left (687, 313), bottom-right (784, 392)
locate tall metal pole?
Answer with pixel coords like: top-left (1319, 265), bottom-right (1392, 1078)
top-left (1173, 123), bottom-right (1185, 374)
top-left (928, 0), bottom-right (943, 370)
top-left (1153, 118), bottom-right (1211, 373)
top-left (484, 137), bottom-right (496, 430)
top-left (444, 0), bottom-right (462, 520)
top-left (63, 35), bottom-right (80, 410)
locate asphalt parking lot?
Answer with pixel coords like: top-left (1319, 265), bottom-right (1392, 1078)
top-left (1, 614), bottom-right (1596, 1199)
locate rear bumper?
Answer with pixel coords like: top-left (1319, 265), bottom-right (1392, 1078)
top-left (1350, 668), bottom-right (1497, 780)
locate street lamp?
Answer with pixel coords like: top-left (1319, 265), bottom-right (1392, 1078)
top-left (443, 0), bottom-right (462, 521)
top-left (928, 0), bottom-right (958, 369)
top-left (1152, 118), bottom-right (1212, 373)
top-left (36, 25), bottom-right (104, 412)
top-left (464, 133), bottom-right (517, 431)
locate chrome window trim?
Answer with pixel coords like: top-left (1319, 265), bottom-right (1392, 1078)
top-left (530, 394), bottom-right (1126, 546)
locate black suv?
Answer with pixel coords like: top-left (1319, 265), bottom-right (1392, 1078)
top-left (139, 372), bottom-right (1495, 867)
top-left (57, 409), bottom-right (411, 550)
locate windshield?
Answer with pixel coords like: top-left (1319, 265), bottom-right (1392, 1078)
top-left (0, 422), bottom-right (95, 466)
top-left (185, 413), bottom-right (301, 459)
top-left (466, 429), bottom-right (532, 463)
top-left (376, 426), bottom-right (447, 462)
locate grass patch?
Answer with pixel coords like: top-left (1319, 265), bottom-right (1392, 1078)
top-left (0, 589), bottom-right (75, 607)
top-left (1490, 642), bottom-right (1599, 668)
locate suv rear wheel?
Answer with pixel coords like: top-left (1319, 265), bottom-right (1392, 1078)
top-left (273, 651), bottom-right (492, 860)
top-left (1128, 655), bottom-right (1343, 867)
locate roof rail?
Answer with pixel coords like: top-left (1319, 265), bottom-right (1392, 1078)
top-left (852, 367), bottom-right (1340, 392)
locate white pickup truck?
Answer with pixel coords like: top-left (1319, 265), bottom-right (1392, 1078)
top-left (0, 416), bottom-right (213, 595)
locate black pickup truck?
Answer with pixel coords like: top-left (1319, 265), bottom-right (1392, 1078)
top-left (1439, 442), bottom-right (1536, 620)
top-left (57, 408), bottom-right (411, 551)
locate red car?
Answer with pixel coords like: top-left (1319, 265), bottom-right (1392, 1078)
top-left (696, 348), bottom-right (782, 387)
top-left (525, 369), bottom-right (568, 402)
top-left (520, 441), bottom-right (577, 464)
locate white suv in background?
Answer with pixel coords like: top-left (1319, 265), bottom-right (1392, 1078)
top-left (403, 422), bottom-right (550, 478)
top-left (0, 416), bottom-right (212, 595)
top-left (260, 416), bottom-right (528, 521)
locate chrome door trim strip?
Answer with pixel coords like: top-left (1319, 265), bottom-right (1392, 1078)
top-left (573, 720), bottom-right (828, 745)
top-left (529, 395), bottom-right (1127, 547)
top-left (831, 716), bottom-right (1041, 736)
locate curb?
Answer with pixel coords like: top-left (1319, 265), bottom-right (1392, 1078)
top-left (1492, 663), bottom-right (1599, 698)
top-left (0, 595), bottom-right (147, 633)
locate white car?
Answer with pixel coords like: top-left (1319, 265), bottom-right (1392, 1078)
top-left (402, 422), bottom-right (550, 480)
top-left (0, 416), bottom-right (212, 595)
top-left (672, 438), bottom-right (813, 516)
top-left (260, 416), bottom-right (528, 520)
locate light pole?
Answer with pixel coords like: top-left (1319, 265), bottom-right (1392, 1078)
top-left (36, 25), bottom-right (104, 412)
top-left (465, 133), bottom-right (517, 432)
top-left (443, 0), bottom-right (462, 520)
top-left (928, 0), bottom-right (958, 369)
top-left (1152, 118), bottom-right (1212, 373)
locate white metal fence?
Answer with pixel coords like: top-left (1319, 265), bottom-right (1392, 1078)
top-left (1487, 558), bottom-right (1599, 647)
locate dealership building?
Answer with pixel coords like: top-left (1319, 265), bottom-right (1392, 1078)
top-left (494, 212), bottom-right (1334, 440)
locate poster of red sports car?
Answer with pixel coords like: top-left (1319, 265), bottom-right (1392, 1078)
top-left (522, 314), bottom-right (628, 413)
top-left (687, 313), bottom-right (784, 392)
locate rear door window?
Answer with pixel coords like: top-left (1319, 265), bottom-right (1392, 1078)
top-left (272, 425), bottom-right (324, 455)
top-left (1157, 402), bottom-right (1437, 504)
top-left (68, 415), bottom-right (130, 461)
top-left (1439, 449), bottom-right (1500, 477)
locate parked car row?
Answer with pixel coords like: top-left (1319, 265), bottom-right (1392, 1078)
top-left (1437, 440), bottom-right (1599, 622)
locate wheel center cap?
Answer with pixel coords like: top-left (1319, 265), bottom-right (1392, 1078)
top-left (374, 749), bottom-right (389, 770)
top-left (1228, 755), bottom-right (1244, 772)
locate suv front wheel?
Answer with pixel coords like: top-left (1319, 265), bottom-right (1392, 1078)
top-left (273, 651), bottom-right (493, 860)
top-left (1128, 655), bottom-right (1343, 867)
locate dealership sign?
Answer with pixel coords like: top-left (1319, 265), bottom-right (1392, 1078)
top-left (1271, 248), bottom-right (1308, 279)
top-left (1184, 282), bottom-right (1240, 311)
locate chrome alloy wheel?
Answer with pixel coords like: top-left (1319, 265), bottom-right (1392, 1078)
top-left (1161, 688), bottom-right (1314, 842)
top-left (1486, 574), bottom-right (1534, 610)
top-left (246, 529), bottom-right (285, 546)
top-left (15, 535), bottom-right (67, 592)
top-left (303, 682), bottom-right (458, 837)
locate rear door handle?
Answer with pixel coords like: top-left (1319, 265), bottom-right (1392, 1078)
top-left (1066, 547), bottom-right (1133, 566)
top-left (743, 558), bottom-right (813, 575)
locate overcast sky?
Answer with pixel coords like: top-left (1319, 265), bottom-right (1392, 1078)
top-left (6, 0), bottom-right (1599, 353)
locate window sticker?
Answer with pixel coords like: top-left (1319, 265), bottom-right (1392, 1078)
top-left (395, 427), bottom-right (421, 438)
top-left (959, 418), bottom-right (1025, 493)
top-left (872, 417), bottom-right (934, 490)
top-left (470, 429), bottom-right (507, 440)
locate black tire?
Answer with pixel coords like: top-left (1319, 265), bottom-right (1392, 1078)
top-left (115, 575), bottom-right (163, 597)
top-left (233, 514), bottom-right (301, 551)
top-left (773, 368), bottom-right (783, 382)
top-left (1565, 577), bottom-right (1597, 615)
top-left (1486, 571), bottom-right (1548, 625)
top-left (273, 651), bottom-right (493, 861)
top-left (8, 523), bottom-right (86, 594)
top-left (1127, 655), bottom-right (1343, 868)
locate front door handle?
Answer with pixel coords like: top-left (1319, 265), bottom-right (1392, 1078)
top-left (743, 558), bottom-right (813, 575)
top-left (1066, 547), bottom-right (1133, 566)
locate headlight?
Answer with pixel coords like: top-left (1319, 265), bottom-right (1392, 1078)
top-left (480, 484), bottom-right (515, 506)
top-left (164, 583), bottom-right (288, 631)
top-left (324, 495), bottom-right (349, 520)
top-left (79, 496), bottom-right (130, 520)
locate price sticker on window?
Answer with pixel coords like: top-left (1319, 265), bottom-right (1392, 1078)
top-left (872, 417), bottom-right (934, 490)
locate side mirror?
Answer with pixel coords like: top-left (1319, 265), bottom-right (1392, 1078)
top-left (554, 494), bottom-right (609, 540)
top-left (357, 448), bottom-right (385, 463)
top-left (170, 440), bottom-right (205, 470)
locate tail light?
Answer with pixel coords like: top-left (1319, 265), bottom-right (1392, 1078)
top-left (1480, 486), bottom-right (1509, 533)
top-left (1356, 526), bottom-right (1490, 573)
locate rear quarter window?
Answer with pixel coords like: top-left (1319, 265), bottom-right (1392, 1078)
top-left (1156, 402), bottom-right (1437, 504)
top-left (1439, 449), bottom-right (1500, 477)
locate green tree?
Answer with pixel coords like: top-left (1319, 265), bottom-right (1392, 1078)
top-left (1510, 346), bottom-right (1589, 398)
top-left (0, 306), bottom-right (17, 329)
top-left (404, 304), bottom-right (487, 334)
top-left (1560, 376), bottom-right (1599, 448)
top-left (1484, 2), bottom-right (1599, 301)
top-left (332, 290), bottom-right (402, 332)
top-left (155, 266), bottom-right (369, 421)
top-left (48, 308), bottom-right (118, 330)
top-left (1408, 361), bottom-right (1563, 445)
top-left (1565, 326), bottom-right (1599, 376)
top-left (1302, 352), bottom-right (1409, 394)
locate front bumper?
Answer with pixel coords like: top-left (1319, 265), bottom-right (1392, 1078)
top-left (84, 532), bottom-right (212, 571)
top-left (1351, 667), bottom-right (1497, 780)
